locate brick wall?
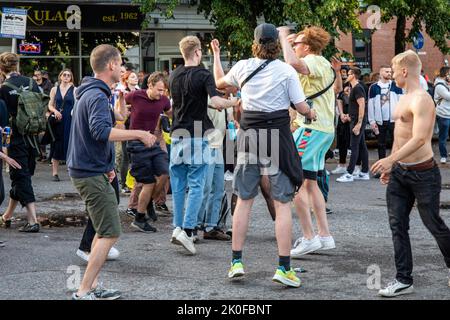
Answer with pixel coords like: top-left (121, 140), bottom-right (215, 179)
top-left (335, 13), bottom-right (450, 82)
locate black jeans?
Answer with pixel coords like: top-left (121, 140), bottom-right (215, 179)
top-left (377, 121), bottom-right (395, 159)
top-left (336, 120), bottom-right (351, 164)
top-left (79, 173), bottom-right (120, 252)
top-left (387, 164), bottom-right (450, 285)
top-left (347, 119), bottom-right (369, 174)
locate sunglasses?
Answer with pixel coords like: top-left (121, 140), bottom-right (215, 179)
top-left (62, 73), bottom-right (71, 77)
top-left (293, 41), bottom-right (306, 47)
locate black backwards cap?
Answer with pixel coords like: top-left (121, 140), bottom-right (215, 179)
top-left (254, 23), bottom-right (279, 44)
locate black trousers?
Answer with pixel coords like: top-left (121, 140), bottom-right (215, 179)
top-left (78, 173), bottom-right (120, 252)
top-left (377, 121), bottom-right (395, 159)
top-left (0, 159), bottom-right (4, 206)
top-left (8, 133), bottom-right (37, 206)
top-left (387, 164), bottom-right (450, 285)
top-left (336, 120), bottom-right (351, 164)
top-left (347, 119), bottom-right (369, 174)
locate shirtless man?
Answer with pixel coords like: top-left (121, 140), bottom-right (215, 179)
top-left (371, 50), bottom-right (450, 297)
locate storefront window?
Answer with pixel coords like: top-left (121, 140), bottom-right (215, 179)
top-left (17, 31), bottom-right (79, 57)
top-left (20, 57), bottom-right (81, 85)
top-left (81, 32), bottom-right (140, 56)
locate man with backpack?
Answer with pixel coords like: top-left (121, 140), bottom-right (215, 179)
top-left (0, 53), bottom-right (47, 233)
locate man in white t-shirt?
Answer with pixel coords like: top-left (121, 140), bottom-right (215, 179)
top-left (368, 65), bottom-right (403, 163)
top-left (211, 23), bottom-right (315, 288)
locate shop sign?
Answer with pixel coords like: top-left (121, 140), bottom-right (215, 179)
top-left (0, 3), bottom-right (144, 30)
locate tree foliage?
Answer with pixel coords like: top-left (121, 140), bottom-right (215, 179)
top-left (365, 0), bottom-right (450, 54)
top-left (135, 0), bottom-right (362, 61)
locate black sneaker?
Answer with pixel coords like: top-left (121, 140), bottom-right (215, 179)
top-left (53, 174), bottom-right (60, 182)
top-left (147, 201), bottom-right (158, 222)
top-left (18, 223), bottom-right (40, 233)
top-left (0, 215), bottom-right (11, 229)
top-left (125, 208), bottom-right (137, 218)
top-left (0, 241), bottom-right (5, 248)
top-left (326, 208), bottom-right (333, 215)
top-left (155, 203), bottom-right (171, 214)
top-left (131, 220), bottom-right (157, 233)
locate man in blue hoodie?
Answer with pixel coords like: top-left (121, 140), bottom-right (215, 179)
top-left (67, 44), bottom-right (154, 300)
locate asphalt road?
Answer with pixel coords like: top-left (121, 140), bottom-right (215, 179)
top-left (1, 146), bottom-right (450, 300)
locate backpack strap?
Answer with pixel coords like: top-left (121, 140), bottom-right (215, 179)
top-left (28, 78), bottom-right (34, 91)
top-left (2, 81), bottom-right (21, 92)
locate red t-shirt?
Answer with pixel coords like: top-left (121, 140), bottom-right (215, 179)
top-left (125, 89), bottom-right (171, 132)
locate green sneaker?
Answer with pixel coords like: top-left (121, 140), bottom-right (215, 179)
top-left (228, 259), bottom-right (245, 279)
top-left (272, 266), bottom-right (301, 287)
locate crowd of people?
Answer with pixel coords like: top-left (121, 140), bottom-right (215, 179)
top-left (0, 22), bottom-right (450, 300)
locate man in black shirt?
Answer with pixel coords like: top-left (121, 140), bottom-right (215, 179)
top-left (0, 53), bottom-right (41, 232)
top-left (337, 67), bottom-right (370, 183)
top-left (34, 70), bottom-right (53, 95)
top-left (168, 35), bottom-right (237, 255)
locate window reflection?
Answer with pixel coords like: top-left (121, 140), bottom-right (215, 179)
top-left (18, 31), bottom-right (79, 56)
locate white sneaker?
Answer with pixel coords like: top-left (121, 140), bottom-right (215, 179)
top-left (331, 165), bottom-right (347, 175)
top-left (354, 172), bottom-right (370, 180)
top-left (291, 236), bottom-right (323, 258)
top-left (76, 249), bottom-right (89, 262)
top-left (175, 230), bottom-right (196, 255)
top-left (76, 247), bottom-right (120, 262)
top-left (378, 280), bottom-right (414, 297)
top-left (353, 166), bottom-right (361, 176)
top-left (336, 173), bottom-right (354, 182)
top-left (107, 247), bottom-right (120, 260)
top-left (318, 236), bottom-right (336, 251)
top-left (171, 227), bottom-right (182, 245)
top-left (440, 157), bottom-right (447, 164)
top-left (224, 170), bottom-right (234, 181)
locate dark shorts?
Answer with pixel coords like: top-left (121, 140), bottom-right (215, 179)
top-left (72, 174), bottom-right (121, 238)
top-left (129, 142), bottom-right (169, 184)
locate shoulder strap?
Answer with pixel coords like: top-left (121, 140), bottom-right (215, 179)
top-left (2, 81), bottom-right (20, 92)
top-left (306, 68), bottom-right (336, 100)
top-left (240, 59), bottom-right (274, 89)
top-left (28, 78), bottom-right (34, 90)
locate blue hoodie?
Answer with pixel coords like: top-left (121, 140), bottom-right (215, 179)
top-left (67, 77), bottom-right (114, 178)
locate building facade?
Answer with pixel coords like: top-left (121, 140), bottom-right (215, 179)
top-left (0, 1), bottom-right (448, 84)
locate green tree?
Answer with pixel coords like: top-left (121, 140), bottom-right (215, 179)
top-left (365, 0), bottom-right (450, 54)
top-left (135, 0), bottom-right (362, 61)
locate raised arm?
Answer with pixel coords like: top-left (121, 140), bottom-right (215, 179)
top-left (211, 39), bottom-right (233, 90)
top-left (277, 26), bottom-right (310, 75)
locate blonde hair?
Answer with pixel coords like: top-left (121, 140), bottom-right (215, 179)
top-left (298, 26), bottom-right (331, 54)
top-left (179, 36), bottom-right (201, 60)
top-left (391, 50), bottom-right (422, 75)
top-left (58, 68), bottom-right (74, 83)
top-left (0, 52), bottom-right (19, 74)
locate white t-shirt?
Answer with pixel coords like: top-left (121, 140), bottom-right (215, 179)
top-left (379, 81), bottom-right (391, 121)
top-left (223, 58), bottom-right (306, 112)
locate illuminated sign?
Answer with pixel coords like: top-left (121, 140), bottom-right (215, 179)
top-left (19, 42), bottom-right (41, 54)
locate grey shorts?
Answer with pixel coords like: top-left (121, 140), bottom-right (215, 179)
top-left (232, 163), bottom-right (295, 203)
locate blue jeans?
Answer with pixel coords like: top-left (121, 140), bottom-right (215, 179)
top-left (437, 116), bottom-right (450, 158)
top-left (197, 148), bottom-right (225, 230)
top-left (170, 138), bottom-right (210, 230)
